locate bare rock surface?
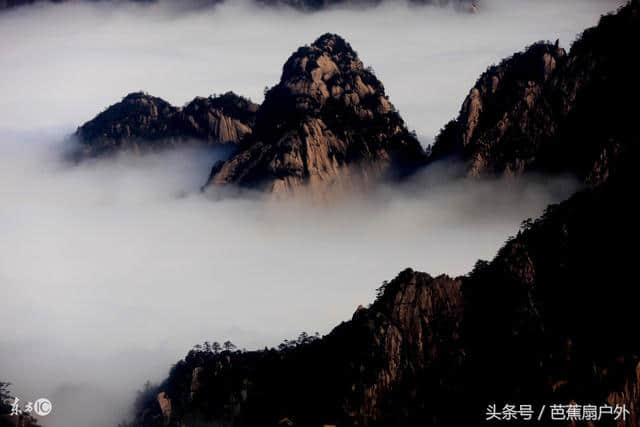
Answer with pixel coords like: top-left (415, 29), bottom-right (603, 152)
top-left (204, 33), bottom-right (427, 196)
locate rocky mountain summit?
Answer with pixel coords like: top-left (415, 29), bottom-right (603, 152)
top-left (429, 0), bottom-right (639, 186)
top-left (74, 91), bottom-right (258, 158)
top-left (204, 34), bottom-right (427, 195)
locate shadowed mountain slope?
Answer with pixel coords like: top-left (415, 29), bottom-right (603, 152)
top-left (74, 91), bottom-right (258, 158)
top-left (429, 0), bottom-right (640, 186)
top-left (124, 173), bottom-right (640, 427)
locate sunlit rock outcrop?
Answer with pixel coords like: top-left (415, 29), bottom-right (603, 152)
top-left (204, 33), bottom-right (427, 196)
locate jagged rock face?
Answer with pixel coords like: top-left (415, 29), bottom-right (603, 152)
top-left (180, 93), bottom-right (257, 144)
top-left (74, 91), bottom-right (258, 158)
top-left (156, 392), bottom-right (171, 427)
top-left (430, 0), bottom-right (640, 186)
top-left (430, 42), bottom-right (566, 174)
top-left (206, 34), bottom-right (427, 195)
top-left (340, 271), bottom-right (464, 426)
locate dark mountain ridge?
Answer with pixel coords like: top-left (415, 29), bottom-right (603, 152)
top-left (74, 91), bottom-right (258, 158)
top-left (125, 271), bottom-right (465, 427)
top-left (124, 175), bottom-right (640, 427)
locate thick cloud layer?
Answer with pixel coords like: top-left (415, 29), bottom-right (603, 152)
top-left (0, 0), bottom-right (621, 426)
top-left (0, 137), bottom-right (578, 426)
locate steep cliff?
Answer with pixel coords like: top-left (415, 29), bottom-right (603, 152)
top-left (204, 34), bottom-right (427, 195)
top-left (429, 0), bottom-right (640, 186)
top-left (74, 91), bottom-right (258, 158)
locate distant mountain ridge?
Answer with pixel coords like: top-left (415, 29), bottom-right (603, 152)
top-left (74, 91), bottom-right (258, 158)
top-left (255, 0), bottom-right (477, 11)
top-left (74, 0), bottom-right (639, 193)
top-left (74, 33), bottom-right (428, 196)
top-left (0, 0), bottom-right (477, 12)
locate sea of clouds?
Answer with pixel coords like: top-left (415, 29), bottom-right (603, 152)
top-left (0, 0), bottom-right (622, 425)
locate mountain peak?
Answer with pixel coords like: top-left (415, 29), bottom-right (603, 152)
top-left (311, 33), bottom-right (356, 55)
top-left (205, 34), bottom-right (427, 195)
top-left (121, 91), bottom-right (162, 102)
top-left (279, 32), bottom-right (363, 89)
